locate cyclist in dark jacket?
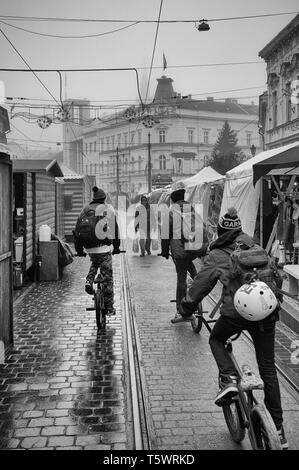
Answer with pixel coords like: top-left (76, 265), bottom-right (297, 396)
top-left (180, 207), bottom-right (288, 449)
top-left (74, 186), bottom-right (120, 316)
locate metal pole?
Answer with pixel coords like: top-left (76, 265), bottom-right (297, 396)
top-left (260, 178), bottom-right (263, 247)
top-left (116, 146), bottom-right (120, 212)
top-left (147, 132), bottom-right (151, 193)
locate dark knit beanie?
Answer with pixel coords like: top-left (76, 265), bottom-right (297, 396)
top-left (171, 188), bottom-right (186, 203)
top-left (217, 207), bottom-right (242, 236)
top-left (92, 186), bottom-right (106, 201)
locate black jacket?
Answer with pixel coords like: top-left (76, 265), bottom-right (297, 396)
top-left (74, 200), bottom-right (120, 253)
top-left (181, 229), bottom-right (283, 319)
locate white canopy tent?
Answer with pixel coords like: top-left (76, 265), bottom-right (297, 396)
top-left (174, 166), bottom-right (223, 189)
top-left (220, 141), bottom-right (299, 238)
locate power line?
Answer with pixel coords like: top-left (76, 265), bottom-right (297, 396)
top-left (0, 12), bottom-right (296, 23)
top-left (0, 19), bottom-right (140, 39)
top-left (145, 0), bottom-right (164, 104)
top-left (0, 67), bottom-right (144, 107)
top-left (0, 27), bottom-right (60, 105)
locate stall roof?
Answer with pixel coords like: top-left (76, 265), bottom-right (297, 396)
top-left (12, 159), bottom-right (63, 177)
top-left (60, 164), bottom-right (84, 180)
top-left (253, 142), bottom-right (299, 185)
top-left (176, 166), bottom-right (224, 188)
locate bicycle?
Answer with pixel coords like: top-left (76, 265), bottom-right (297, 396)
top-left (76, 250), bottom-right (126, 331)
top-left (172, 296), bottom-right (283, 450)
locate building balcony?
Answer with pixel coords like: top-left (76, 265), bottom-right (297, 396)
top-left (266, 117), bottom-right (299, 146)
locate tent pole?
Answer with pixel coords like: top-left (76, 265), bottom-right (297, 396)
top-left (260, 178), bottom-right (263, 247)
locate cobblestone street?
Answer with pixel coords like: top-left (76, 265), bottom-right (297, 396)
top-left (1, 248), bottom-right (299, 451)
top-left (126, 249), bottom-right (299, 450)
top-left (0, 256), bottom-right (130, 450)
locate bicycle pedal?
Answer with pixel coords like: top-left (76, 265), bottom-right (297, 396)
top-left (171, 315), bottom-right (193, 324)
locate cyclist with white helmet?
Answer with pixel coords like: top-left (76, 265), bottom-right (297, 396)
top-left (180, 208), bottom-right (288, 449)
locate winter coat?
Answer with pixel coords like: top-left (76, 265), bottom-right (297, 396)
top-left (181, 229), bottom-right (282, 319)
top-left (74, 199), bottom-right (120, 254)
top-left (161, 199), bottom-right (208, 260)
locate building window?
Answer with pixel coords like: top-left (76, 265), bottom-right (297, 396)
top-left (188, 129), bottom-right (194, 144)
top-left (246, 132), bottom-right (252, 147)
top-left (100, 138), bottom-right (104, 152)
top-left (106, 137), bottom-right (110, 151)
top-left (203, 129), bottom-right (210, 144)
top-left (204, 155), bottom-right (210, 167)
top-left (159, 155), bottom-right (166, 170)
top-left (272, 91), bottom-right (277, 128)
top-left (93, 142), bottom-right (96, 152)
top-left (124, 132), bottom-right (128, 147)
top-left (138, 156), bottom-right (142, 172)
top-left (138, 130), bottom-right (142, 144)
top-left (131, 156), bottom-right (135, 172)
top-left (285, 82), bottom-right (292, 122)
top-left (130, 131), bottom-right (135, 145)
top-left (159, 130), bottom-right (166, 143)
top-left (85, 143), bottom-right (88, 154)
top-left (117, 134), bottom-right (121, 147)
top-left (111, 135), bottom-right (115, 149)
top-left (177, 159), bottom-right (183, 174)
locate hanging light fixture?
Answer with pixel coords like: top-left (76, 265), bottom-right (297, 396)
top-left (56, 107), bottom-right (70, 122)
top-left (197, 20), bottom-right (210, 31)
top-left (37, 116), bottom-right (52, 129)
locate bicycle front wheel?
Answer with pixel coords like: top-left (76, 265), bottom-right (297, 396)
top-left (191, 302), bottom-right (203, 333)
top-left (95, 289), bottom-right (105, 330)
top-left (222, 399), bottom-right (246, 443)
top-left (250, 404), bottom-right (282, 450)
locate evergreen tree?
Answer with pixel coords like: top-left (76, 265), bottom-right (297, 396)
top-left (209, 121), bottom-right (241, 174)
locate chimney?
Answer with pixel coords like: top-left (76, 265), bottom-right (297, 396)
top-left (206, 96), bottom-right (214, 101)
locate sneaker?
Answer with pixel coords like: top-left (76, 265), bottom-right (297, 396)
top-left (215, 375), bottom-right (238, 406)
top-left (147, 251), bottom-right (151, 255)
top-left (240, 366), bottom-right (264, 391)
top-left (85, 280), bottom-right (93, 295)
top-left (171, 312), bottom-right (193, 323)
top-left (106, 308), bottom-right (116, 316)
top-left (140, 252), bottom-right (145, 257)
top-left (277, 426), bottom-right (289, 450)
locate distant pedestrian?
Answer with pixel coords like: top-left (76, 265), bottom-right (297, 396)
top-left (134, 195), bottom-right (157, 257)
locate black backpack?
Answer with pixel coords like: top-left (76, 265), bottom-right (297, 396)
top-left (224, 242), bottom-right (283, 302)
top-left (74, 204), bottom-right (112, 249)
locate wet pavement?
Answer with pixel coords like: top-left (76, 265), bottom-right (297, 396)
top-left (126, 248), bottom-right (299, 450)
top-left (0, 256), bottom-right (130, 450)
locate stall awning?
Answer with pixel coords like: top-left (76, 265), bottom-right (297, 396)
top-left (12, 159), bottom-right (63, 177)
top-left (253, 142), bottom-right (299, 186)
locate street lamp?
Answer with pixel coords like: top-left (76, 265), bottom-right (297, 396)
top-left (141, 115), bottom-right (156, 193)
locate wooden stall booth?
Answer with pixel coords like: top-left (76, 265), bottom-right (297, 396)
top-left (12, 159), bottom-right (63, 282)
top-left (60, 164), bottom-right (95, 242)
top-left (0, 151), bottom-right (13, 349)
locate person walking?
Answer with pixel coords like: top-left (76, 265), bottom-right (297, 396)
top-left (160, 188), bottom-right (208, 317)
top-left (134, 195), bottom-right (157, 257)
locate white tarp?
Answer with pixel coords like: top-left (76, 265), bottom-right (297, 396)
top-left (176, 166), bottom-right (224, 188)
top-left (220, 141), bottom-right (299, 237)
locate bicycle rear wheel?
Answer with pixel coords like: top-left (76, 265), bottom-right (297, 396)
top-left (95, 288), bottom-right (105, 330)
top-left (250, 404), bottom-right (282, 450)
top-left (191, 302), bottom-right (203, 333)
top-left (222, 399), bottom-right (246, 443)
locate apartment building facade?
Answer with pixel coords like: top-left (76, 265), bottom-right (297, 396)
top-left (63, 76), bottom-right (261, 198)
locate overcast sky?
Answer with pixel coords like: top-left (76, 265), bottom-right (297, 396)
top-left (0, 0), bottom-right (298, 152)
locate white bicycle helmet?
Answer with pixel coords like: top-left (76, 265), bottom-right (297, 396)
top-left (234, 281), bottom-right (278, 321)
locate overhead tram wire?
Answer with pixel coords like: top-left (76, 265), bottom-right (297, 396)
top-left (0, 19), bottom-right (141, 39)
top-left (145, 0), bottom-right (164, 105)
top-left (0, 11), bottom-right (296, 23)
top-left (0, 67), bottom-right (144, 108)
top-left (0, 27), bottom-right (61, 106)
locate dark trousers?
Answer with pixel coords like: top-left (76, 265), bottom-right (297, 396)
top-left (174, 257), bottom-right (197, 310)
top-left (209, 314), bottom-right (283, 429)
top-left (139, 237), bottom-right (151, 254)
top-left (86, 252), bottom-right (114, 310)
